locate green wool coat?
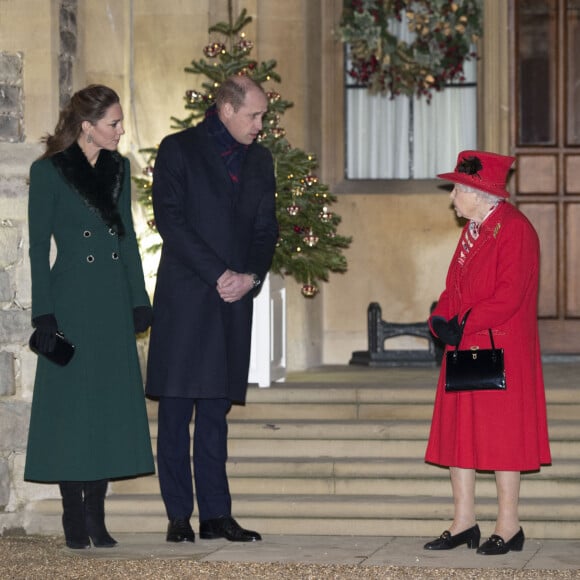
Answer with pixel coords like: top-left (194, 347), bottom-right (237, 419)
top-left (24, 144), bottom-right (154, 482)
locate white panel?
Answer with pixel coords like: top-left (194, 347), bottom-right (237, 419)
top-left (248, 274), bottom-right (287, 387)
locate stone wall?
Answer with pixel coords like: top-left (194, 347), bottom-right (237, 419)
top-left (0, 142), bottom-right (53, 534)
top-left (0, 0), bottom-right (71, 534)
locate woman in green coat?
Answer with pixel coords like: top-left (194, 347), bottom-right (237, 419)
top-left (24, 85), bottom-right (155, 549)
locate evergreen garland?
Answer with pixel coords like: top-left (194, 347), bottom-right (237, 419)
top-left (339, 0), bottom-right (483, 100)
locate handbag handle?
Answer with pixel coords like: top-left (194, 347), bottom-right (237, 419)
top-left (454, 308), bottom-right (497, 352)
top-left (487, 328), bottom-right (497, 350)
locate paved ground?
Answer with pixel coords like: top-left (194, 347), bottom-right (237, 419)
top-left (2, 532), bottom-right (579, 579)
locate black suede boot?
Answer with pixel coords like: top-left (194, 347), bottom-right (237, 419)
top-left (84, 479), bottom-right (117, 547)
top-left (59, 481), bottom-right (90, 549)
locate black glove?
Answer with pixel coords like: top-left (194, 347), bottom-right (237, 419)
top-left (32, 314), bottom-right (59, 353)
top-left (431, 315), bottom-right (463, 346)
top-left (133, 305), bottom-right (153, 333)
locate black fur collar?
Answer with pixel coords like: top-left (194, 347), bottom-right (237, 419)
top-left (52, 142), bottom-right (126, 236)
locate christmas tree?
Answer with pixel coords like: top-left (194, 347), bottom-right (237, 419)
top-left (133, 6), bottom-right (351, 297)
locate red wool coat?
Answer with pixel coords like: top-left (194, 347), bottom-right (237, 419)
top-left (425, 201), bottom-right (551, 471)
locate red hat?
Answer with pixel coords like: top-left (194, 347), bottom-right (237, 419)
top-left (437, 150), bottom-right (516, 198)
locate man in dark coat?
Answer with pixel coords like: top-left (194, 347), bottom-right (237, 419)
top-left (146, 75), bottom-right (278, 543)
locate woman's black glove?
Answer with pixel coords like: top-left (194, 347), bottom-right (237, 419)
top-left (431, 315), bottom-right (463, 346)
top-left (133, 305), bottom-right (153, 333)
top-left (32, 314), bottom-right (59, 353)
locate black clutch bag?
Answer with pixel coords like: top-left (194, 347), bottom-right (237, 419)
top-left (445, 315), bottom-right (506, 392)
top-left (29, 330), bottom-right (75, 366)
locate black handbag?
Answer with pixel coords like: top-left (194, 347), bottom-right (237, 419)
top-left (29, 330), bottom-right (75, 366)
top-left (444, 312), bottom-right (506, 392)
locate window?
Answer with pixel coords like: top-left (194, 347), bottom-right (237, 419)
top-left (344, 16), bottom-right (478, 179)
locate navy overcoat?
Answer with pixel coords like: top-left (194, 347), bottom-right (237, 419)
top-left (145, 120), bottom-right (278, 403)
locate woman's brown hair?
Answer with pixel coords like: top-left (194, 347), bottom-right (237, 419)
top-left (41, 84), bottom-right (120, 158)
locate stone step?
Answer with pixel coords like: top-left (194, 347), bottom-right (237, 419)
top-left (226, 457), bottom-right (580, 478)
top-left (110, 457), bottom-right (580, 496)
top-left (230, 418), bottom-right (580, 439)
top-left (231, 399), bottom-right (580, 422)
top-left (149, 401), bottom-right (580, 422)
top-left (26, 494), bottom-right (580, 539)
top-left (226, 438), bottom-right (579, 460)
top-left (233, 402), bottom-right (439, 421)
top-left (146, 385), bottom-right (580, 421)
top-left (110, 468), bottom-right (580, 500)
top-left (146, 418), bottom-right (580, 442)
top-left (142, 430), bottom-right (579, 460)
top-left (242, 384), bottom-right (580, 406)
top-left (103, 366), bottom-right (580, 540)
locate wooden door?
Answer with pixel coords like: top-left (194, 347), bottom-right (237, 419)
top-left (511, 0), bottom-right (580, 353)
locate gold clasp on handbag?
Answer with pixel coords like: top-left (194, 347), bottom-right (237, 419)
top-left (470, 345), bottom-right (479, 360)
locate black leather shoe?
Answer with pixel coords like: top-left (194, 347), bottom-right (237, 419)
top-left (89, 530), bottom-right (117, 548)
top-left (424, 524), bottom-right (480, 550)
top-left (199, 516), bottom-right (261, 542)
top-left (64, 537), bottom-right (91, 550)
top-left (477, 527), bottom-right (525, 555)
top-left (166, 518), bottom-right (195, 543)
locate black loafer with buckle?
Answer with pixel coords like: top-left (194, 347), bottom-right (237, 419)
top-left (477, 527), bottom-right (525, 555)
top-left (424, 524), bottom-right (481, 550)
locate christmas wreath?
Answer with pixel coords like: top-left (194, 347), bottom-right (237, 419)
top-left (338, 0), bottom-right (483, 100)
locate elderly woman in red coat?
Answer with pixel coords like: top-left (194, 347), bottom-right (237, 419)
top-left (424, 151), bottom-right (551, 556)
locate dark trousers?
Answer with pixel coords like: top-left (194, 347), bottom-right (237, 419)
top-left (157, 396), bottom-right (232, 522)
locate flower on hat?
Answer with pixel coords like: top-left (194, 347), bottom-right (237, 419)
top-left (456, 156), bottom-right (483, 178)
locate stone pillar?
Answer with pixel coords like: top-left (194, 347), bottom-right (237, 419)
top-left (58, 0), bottom-right (78, 109)
top-left (480, 0), bottom-right (511, 154)
top-left (0, 51), bottom-right (24, 143)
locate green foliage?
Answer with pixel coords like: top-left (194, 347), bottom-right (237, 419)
top-left (133, 8), bottom-right (351, 296)
top-left (339, 0), bottom-right (483, 100)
